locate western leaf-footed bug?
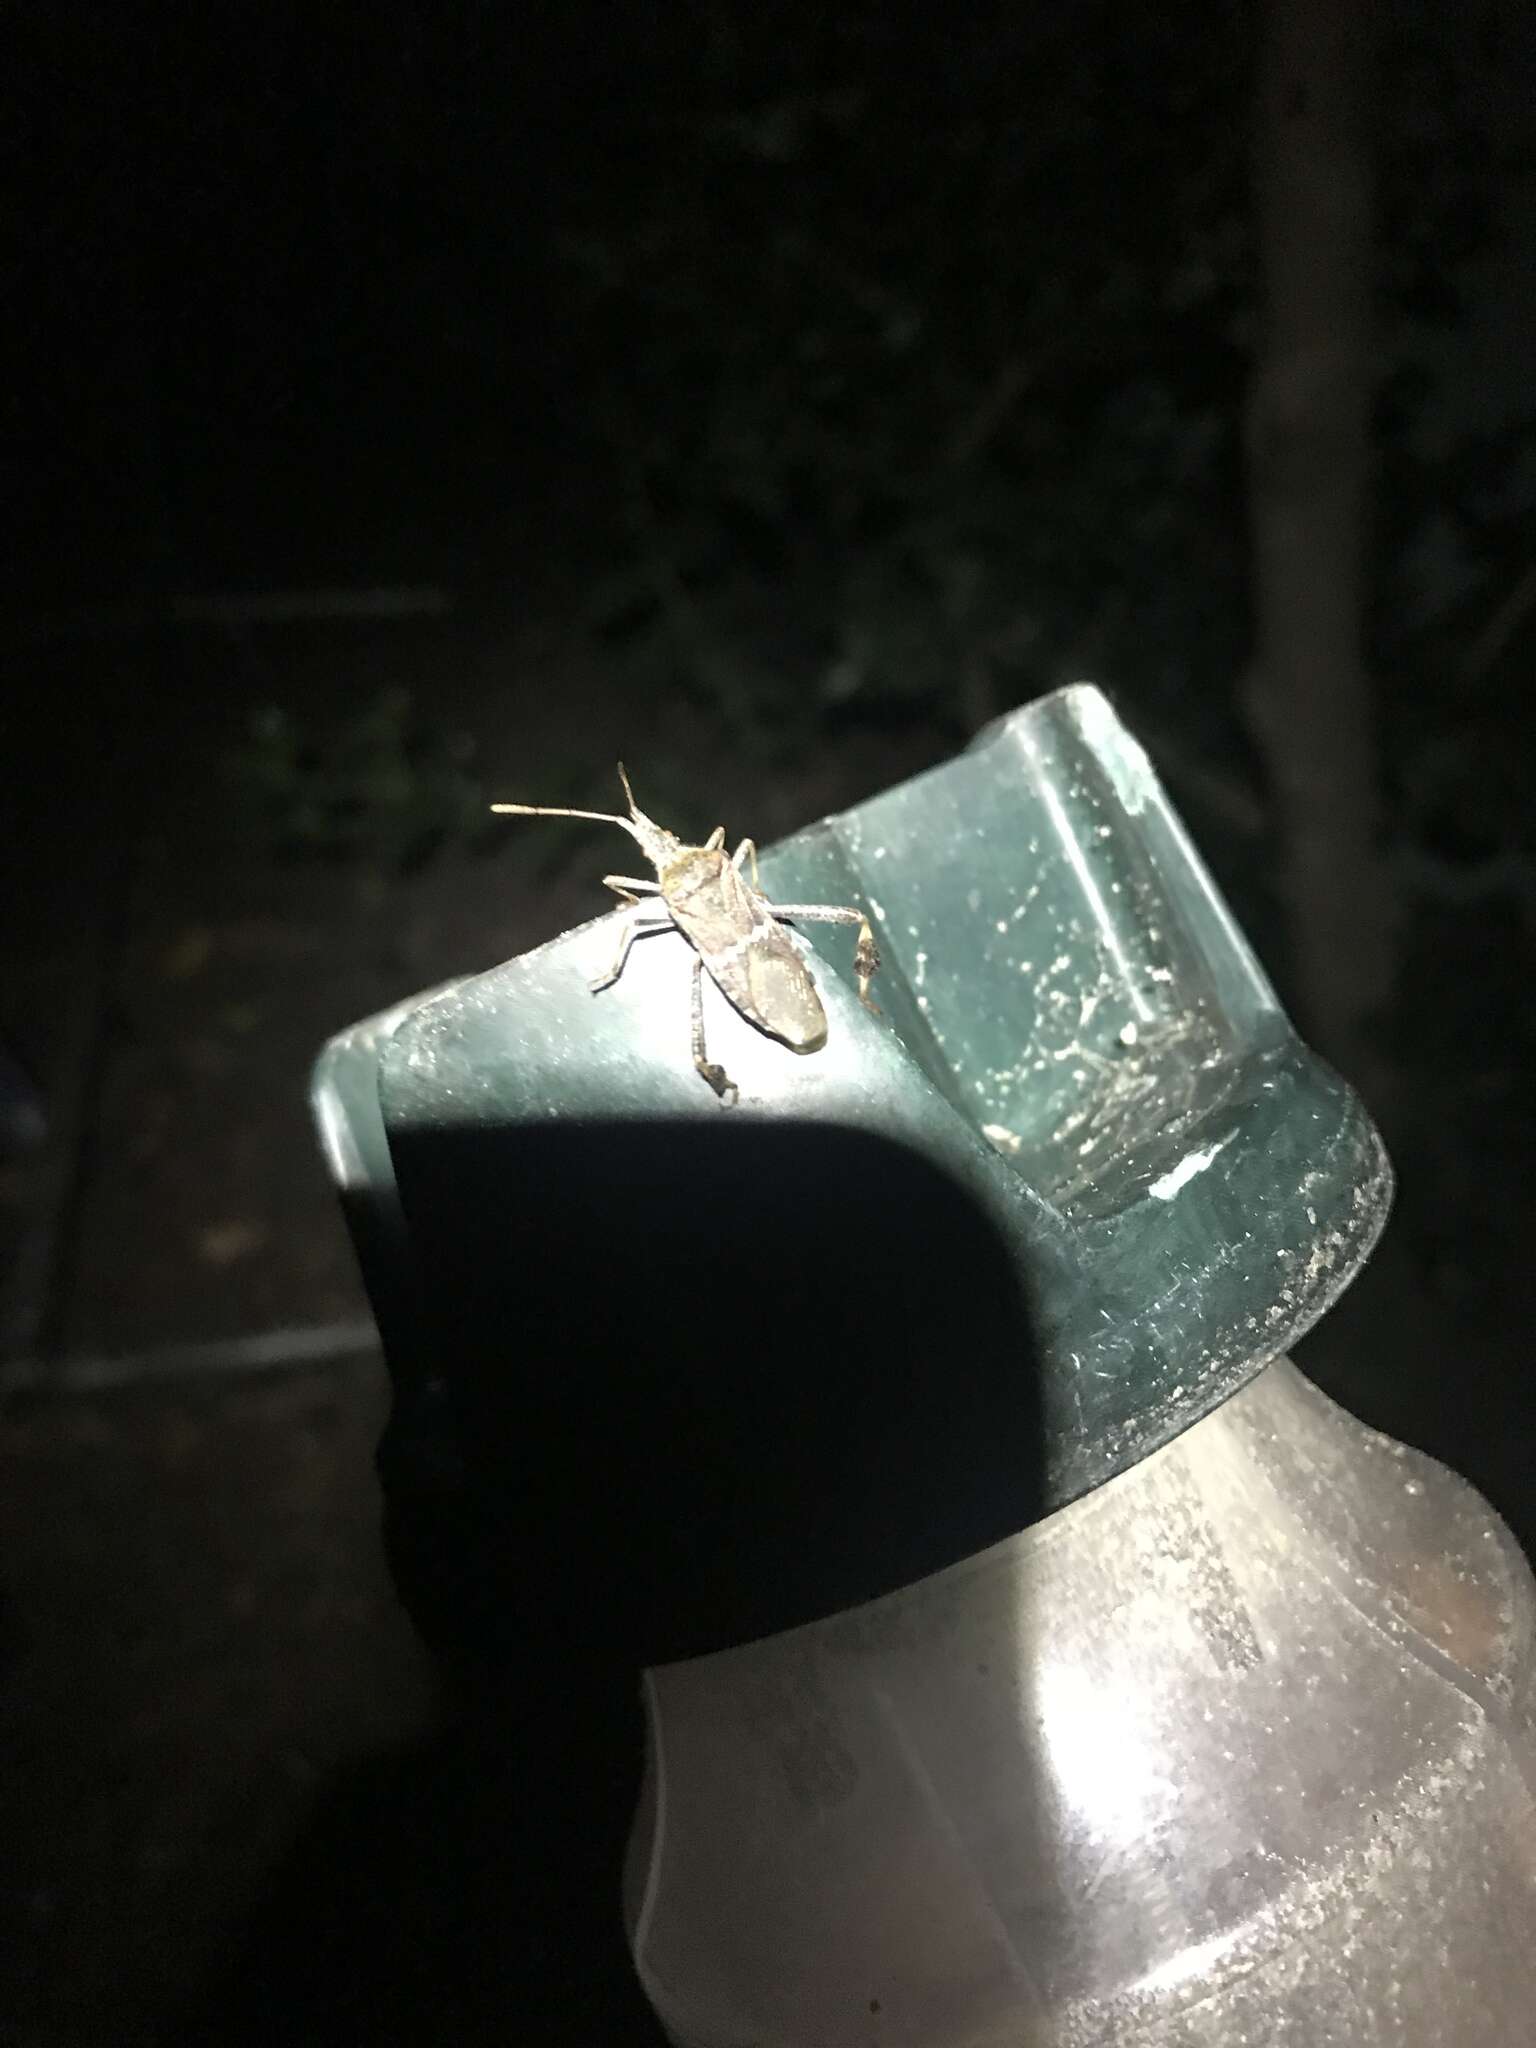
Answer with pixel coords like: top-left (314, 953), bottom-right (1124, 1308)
top-left (491, 766), bottom-right (880, 1102)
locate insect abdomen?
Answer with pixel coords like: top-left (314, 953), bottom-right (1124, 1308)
top-left (741, 934), bottom-right (826, 1051)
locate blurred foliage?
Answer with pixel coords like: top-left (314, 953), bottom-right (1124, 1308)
top-left (547, 0), bottom-right (1536, 1323)
top-left (230, 687), bottom-right (491, 874)
top-left (554, 1), bottom-right (1536, 844)
top-left (561, 7), bottom-right (1255, 766)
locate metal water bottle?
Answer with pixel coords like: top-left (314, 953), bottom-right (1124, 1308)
top-left (315, 687), bottom-right (1536, 2044)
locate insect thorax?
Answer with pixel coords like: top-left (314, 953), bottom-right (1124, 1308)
top-left (662, 847), bottom-right (737, 922)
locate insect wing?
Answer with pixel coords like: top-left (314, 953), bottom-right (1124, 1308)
top-left (664, 850), bottom-right (749, 952)
top-left (743, 923), bottom-right (827, 1051)
top-left (662, 845), bottom-right (829, 1052)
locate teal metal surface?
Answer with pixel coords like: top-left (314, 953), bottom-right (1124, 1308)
top-left (313, 684), bottom-right (1391, 1519)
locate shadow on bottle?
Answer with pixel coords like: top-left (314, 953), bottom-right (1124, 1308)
top-left (168, 1115), bottom-right (1048, 2045)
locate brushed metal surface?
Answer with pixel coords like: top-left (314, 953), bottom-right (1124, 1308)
top-left (629, 1359), bottom-right (1536, 2046)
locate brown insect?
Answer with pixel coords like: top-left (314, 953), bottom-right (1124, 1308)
top-left (491, 765), bottom-right (880, 1101)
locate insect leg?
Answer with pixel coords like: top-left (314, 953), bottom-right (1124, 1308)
top-left (769, 903), bottom-right (867, 922)
top-left (767, 904), bottom-right (882, 1012)
top-left (691, 953), bottom-right (737, 1103)
top-left (730, 837), bottom-right (761, 889)
top-left (590, 911), bottom-right (672, 992)
top-left (602, 873), bottom-right (663, 905)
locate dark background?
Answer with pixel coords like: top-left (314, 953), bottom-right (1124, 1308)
top-left (3, 2), bottom-right (1535, 2040)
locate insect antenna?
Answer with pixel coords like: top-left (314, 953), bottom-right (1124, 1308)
top-left (489, 799), bottom-right (632, 828)
top-left (489, 763), bottom-right (675, 864)
top-left (490, 780), bottom-right (642, 850)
